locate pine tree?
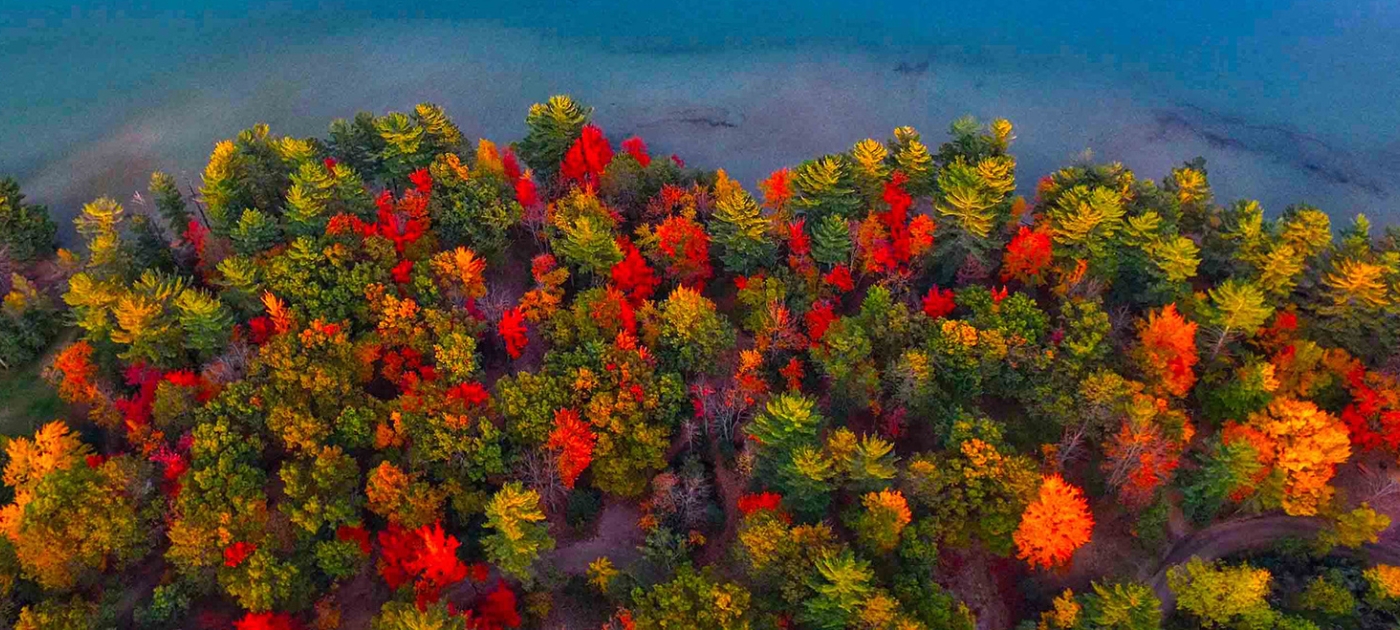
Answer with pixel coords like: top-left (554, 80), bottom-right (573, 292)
top-left (76, 197), bottom-right (130, 280)
top-left (889, 126), bottom-right (935, 196)
top-left (483, 482), bottom-right (555, 585)
top-left (810, 214), bottom-right (852, 267)
top-left (792, 156), bottom-right (863, 221)
top-left (231, 208), bottom-right (282, 256)
top-left (848, 138), bottom-right (890, 200)
top-left (174, 288), bottom-right (233, 357)
top-left (519, 95), bottom-right (592, 179)
top-left (801, 549), bottom-right (874, 630)
top-left (215, 256), bottom-right (262, 313)
top-left (0, 177), bottom-right (57, 263)
top-left (149, 172), bottom-right (191, 239)
top-left (710, 170), bottom-right (777, 275)
top-left (375, 112), bottom-right (428, 182)
top-left (1047, 185), bottom-right (1125, 255)
top-left (1205, 279), bottom-right (1274, 357)
top-left (935, 158), bottom-right (1001, 239)
top-left (413, 103), bottom-right (464, 154)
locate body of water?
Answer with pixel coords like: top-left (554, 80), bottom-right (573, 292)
top-left (3, 1), bottom-right (1398, 242)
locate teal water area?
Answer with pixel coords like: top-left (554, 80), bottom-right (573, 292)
top-left (2, 1), bottom-right (1397, 241)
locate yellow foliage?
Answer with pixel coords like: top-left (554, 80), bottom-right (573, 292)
top-left (1250, 398), bottom-right (1351, 516)
top-left (1323, 258), bottom-right (1391, 312)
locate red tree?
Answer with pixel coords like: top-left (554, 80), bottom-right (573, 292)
top-left (921, 286), bottom-right (956, 319)
top-left (547, 408), bottom-right (597, 488)
top-left (611, 240), bottom-right (661, 305)
top-left (653, 215), bottom-right (713, 288)
top-left (561, 124), bottom-right (614, 188)
top-left (1000, 225), bottom-right (1053, 284)
top-left (499, 308), bottom-right (528, 359)
top-left (622, 136), bottom-right (651, 167)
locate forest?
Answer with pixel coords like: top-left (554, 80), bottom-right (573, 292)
top-left (1, 95), bottom-right (1399, 630)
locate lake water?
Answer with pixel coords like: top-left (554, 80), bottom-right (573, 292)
top-left (3, 1), bottom-right (1398, 243)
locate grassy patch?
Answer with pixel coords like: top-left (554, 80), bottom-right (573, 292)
top-left (0, 334), bottom-right (69, 437)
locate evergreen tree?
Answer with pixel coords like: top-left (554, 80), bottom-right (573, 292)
top-left (0, 177), bottom-right (57, 262)
top-left (519, 95), bottom-right (592, 179)
top-left (710, 170), bottom-right (777, 275)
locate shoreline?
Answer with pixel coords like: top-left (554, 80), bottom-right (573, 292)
top-left (3, 15), bottom-right (1397, 244)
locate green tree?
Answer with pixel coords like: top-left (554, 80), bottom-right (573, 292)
top-left (800, 549), bottom-right (873, 630)
top-left (483, 482), bottom-right (555, 585)
top-left (0, 177), bottom-right (57, 263)
top-left (792, 156), bottom-right (862, 221)
top-left (1076, 581), bottom-right (1161, 630)
top-left (520, 95), bottom-right (592, 178)
top-left (631, 565), bottom-right (753, 630)
top-left (1205, 279), bottom-right (1274, 357)
top-left (1167, 558), bottom-right (1274, 629)
top-left (710, 170), bottom-right (777, 275)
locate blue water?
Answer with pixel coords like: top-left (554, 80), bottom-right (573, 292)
top-left (3, 1), bottom-right (1398, 241)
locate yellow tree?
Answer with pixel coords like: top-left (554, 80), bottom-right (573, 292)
top-left (1250, 398), bottom-right (1351, 516)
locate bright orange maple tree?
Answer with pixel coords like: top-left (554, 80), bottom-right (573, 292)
top-left (1135, 303), bottom-right (1199, 398)
top-left (547, 408), bottom-right (596, 488)
top-left (1014, 474), bottom-right (1094, 570)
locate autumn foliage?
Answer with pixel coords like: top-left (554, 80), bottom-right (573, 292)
top-left (1014, 475), bottom-right (1094, 570)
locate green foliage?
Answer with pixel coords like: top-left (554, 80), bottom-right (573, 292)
top-left (1076, 581), bottom-right (1161, 630)
top-left (657, 286), bottom-right (734, 374)
top-left (373, 600), bottom-right (461, 630)
top-left (711, 171), bottom-right (777, 275)
top-left (0, 177), bottom-right (57, 262)
top-left (800, 549), bottom-right (873, 630)
top-left (809, 213), bottom-right (852, 267)
top-left (15, 596), bottom-right (98, 630)
top-left (792, 156), bottom-right (862, 221)
top-left (134, 583), bottom-right (192, 629)
top-left (314, 538), bottom-right (366, 582)
top-left (278, 445), bottom-right (361, 536)
top-left (431, 174), bottom-right (522, 260)
top-left (1, 273), bottom-right (59, 369)
top-left (148, 171), bottom-right (191, 239)
top-left (1167, 557), bottom-right (1275, 629)
top-left (483, 482), bottom-right (555, 585)
top-left (630, 565), bottom-right (752, 630)
top-left (520, 95), bottom-right (592, 178)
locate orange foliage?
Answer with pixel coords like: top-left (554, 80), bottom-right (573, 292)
top-left (1136, 304), bottom-right (1199, 398)
top-left (50, 341), bottom-right (100, 404)
top-left (1251, 398), bottom-right (1352, 516)
top-left (547, 408), bottom-right (596, 489)
top-left (1014, 474), bottom-right (1094, 570)
top-left (1000, 225), bottom-right (1053, 284)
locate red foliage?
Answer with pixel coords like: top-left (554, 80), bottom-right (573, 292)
top-left (1103, 420), bottom-right (1184, 507)
top-left (857, 171), bottom-right (933, 276)
top-left (622, 136), bottom-right (652, 168)
top-left (336, 525), bottom-right (372, 554)
top-left (503, 149), bottom-right (523, 181)
top-left (465, 581), bottom-right (522, 630)
top-left (447, 382), bottom-right (491, 408)
top-left (323, 157), bottom-right (338, 172)
top-left (787, 219), bottom-right (811, 256)
top-left (671, 154), bottom-right (685, 168)
top-left (1342, 368), bottom-right (1400, 453)
top-left (499, 308), bottom-right (528, 359)
top-left (804, 301), bottom-right (837, 344)
top-left (547, 408), bottom-right (597, 489)
top-left (223, 541), bottom-right (257, 568)
top-left (52, 341), bottom-right (100, 404)
top-left (85, 454), bottom-right (106, 468)
top-left (738, 491), bottom-right (784, 516)
top-left (611, 240), bottom-right (661, 305)
top-left (1136, 304), bottom-right (1199, 398)
top-left (921, 286), bottom-right (956, 319)
top-left (513, 176), bottom-right (539, 208)
top-left (233, 612), bottom-right (298, 630)
top-left (114, 362), bottom-right (163, 436)
top-left (391, 260), bottom-right (414, 284)
top-left (362, 186), bottom-right (432, 253)
top-left (780, 357), bottom-right (804, 392)
top-left (409, 168), bottom-right (433, 195)
top-left (822, 265), bottom-right (855, 293)
top-left (408, 522), bottom-right (470, 609)
top-left (561, 124), bottom-right (614, 188)
top-left (1000, 225), bottom-right (1053, 284)
top-left (377, 521), bottom-right (470, 608)
top-left (186, 219), bottom-right (210, 261)
top-left (760, 168), bottom-right (793, 211)
top-left (653, 215), bottom-right (713, 288)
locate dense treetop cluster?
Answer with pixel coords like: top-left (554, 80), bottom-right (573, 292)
top-left (1, 95), bottom-right (1400, 629)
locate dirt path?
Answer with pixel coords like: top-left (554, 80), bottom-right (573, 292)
top-left (1145, 515), bottom-right (1400, 611)
top-left (698, 435), bottom-right (744, 567)
top-left (548, 500), bottom-right (645, 576)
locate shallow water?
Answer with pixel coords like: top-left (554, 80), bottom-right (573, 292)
top-left (3, 1), bottom-right (1398, 242)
